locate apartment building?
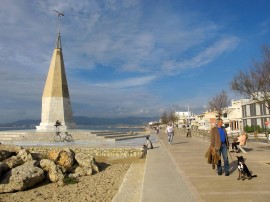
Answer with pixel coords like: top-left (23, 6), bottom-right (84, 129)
top-left (195, 110), bottom-right (217, 130)
top-left (241, 99), bottom-right (270, 129)
top-left (223, 99), bottom-right (249, 134)
top-left (175, 111), bottom-right (195, 128)
top-left (175, 98), bottom-right (270, 132)
top-left (193, 99), bottom-right (248, 132)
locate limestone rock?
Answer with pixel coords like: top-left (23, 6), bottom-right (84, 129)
top-left (57, 148), bottom-right (75, 170)
top-left (23, 160), bottom-right (39, 167)
top-left (75, 153), bottom-right (99, 173)
top-left (0, 160), bottom-right (45, 193)
top-left (3, 156), bottom-right (24, 169)
top-left (70, 166), bottom-right (92, 178)
top-left (47, 148), bottom-right (75, 171)
top-left (47, 150), bottom-right (60, 162)
top-left (17, 149), bottom-right (34, 162)
top-left (40, 159), bottom-right (64, 185)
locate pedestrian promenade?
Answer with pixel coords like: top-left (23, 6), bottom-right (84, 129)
top-left (141, 130), bottom-right (270, 202)
top-left (1, 129), bottom-right (270, 201)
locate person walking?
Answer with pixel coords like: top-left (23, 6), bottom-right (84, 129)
top-left (186, 124), bottom-right (191, 137)
top-left (156, 126), bottom-right (160, 135)
top-left (210, 118), bottom-right (230, 176)
top-left (166, 123), bottom-right (174, 144)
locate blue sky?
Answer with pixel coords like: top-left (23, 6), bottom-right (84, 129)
top-left (1, 0), bottom-right (270, 123)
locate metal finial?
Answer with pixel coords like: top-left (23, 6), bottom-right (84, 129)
top-left (53, 10), bottom-right (64, 34)
top-left (53, 10), bottom-right (64, 49)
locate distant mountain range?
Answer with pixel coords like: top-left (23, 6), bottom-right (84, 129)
top-left (0, 116), bottom-right (159, 127)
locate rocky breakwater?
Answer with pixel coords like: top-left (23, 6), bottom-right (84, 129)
top-left (0, 145), bottom-right (99, 193)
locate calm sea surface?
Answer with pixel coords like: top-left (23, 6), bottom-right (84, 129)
top-left (0, 125), bottom-right (145, 132)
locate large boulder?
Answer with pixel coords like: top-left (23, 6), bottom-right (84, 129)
top-left (47, 150), bottom-right (60, 162)
top-left (69, 166), bottom-right (92, 178)
top-left (75, 153), bottom-right (99, 173)
top-left (47, 148), bottom-right (75, 171)
top-left (57, 149), bottom-right (75, 170)
top-left (17, 149), bottom-right (34, 162)
top-left (0, 160), bottom-right (45, 193)
top-left (3, 156), bottom-right (24, 169)
top-left (40, 159), bottom-right (64, 186)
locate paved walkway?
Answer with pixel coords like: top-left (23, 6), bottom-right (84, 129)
top-left (2, 129), bottom-right (270, 201)
top-left (141, 130), bottom-right (270, 202)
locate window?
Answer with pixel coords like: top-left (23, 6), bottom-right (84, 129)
top-left (251, 118), bottom-right (257, 126)
top-left (243, 119), bottom-right (247, 128)
top-left (259, 102), bottom-right (270, 115)
top-left (250, 103), bottom-right (256, 116)
top-left (242, 105), bottom-right (247, 117)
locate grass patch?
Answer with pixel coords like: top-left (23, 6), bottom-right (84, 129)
top-left (63, 176), bottom-right (79, 185)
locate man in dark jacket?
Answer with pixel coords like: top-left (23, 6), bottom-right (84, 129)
top-left (210, 118), bottom-right (230, 176)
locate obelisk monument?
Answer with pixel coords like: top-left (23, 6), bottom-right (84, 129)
top-left (36, 11), bottom-right (76, 132)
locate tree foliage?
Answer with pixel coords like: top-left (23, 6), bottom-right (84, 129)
top-left (160, 111), bottom-right (178, 124)
top-left (168, 111), bottom-right (178, 124)
top-left (208, 90), bottom-right (230, 118)
top-left (160, 111), bottom-right (168, 124)
top-left (231, 45), bottom-right (270, 109)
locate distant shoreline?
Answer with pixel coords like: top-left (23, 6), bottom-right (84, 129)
top-left (0, 125), bottom-right (146, 132)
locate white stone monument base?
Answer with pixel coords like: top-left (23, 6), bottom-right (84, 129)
top-left (36, 97), bottom-right (76, 132)
top-left (36, 122), bottom-right (76, 132)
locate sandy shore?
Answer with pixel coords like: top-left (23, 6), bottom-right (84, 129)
top-left (0, 156), bottom-right (145, 202)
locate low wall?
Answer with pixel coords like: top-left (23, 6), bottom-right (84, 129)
top-left (174, 128), bottom-right (211, 142)
top-left (26, 146), bottom-right (143, 157)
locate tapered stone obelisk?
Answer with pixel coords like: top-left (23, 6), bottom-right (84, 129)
top-left (36, 11), bottom-right (76, 132)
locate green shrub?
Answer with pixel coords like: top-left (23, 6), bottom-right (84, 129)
top-left (244, 125), bottom-right (264, 133)
top-left (63, 176), bottom-right (79, 185)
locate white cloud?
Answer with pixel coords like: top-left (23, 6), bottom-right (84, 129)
top-left (90, 75), bottom-right (157, 88)
top-left (161, 37), bottom-right (240, 74)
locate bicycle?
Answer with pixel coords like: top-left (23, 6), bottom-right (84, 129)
top-left (54, 131), bottom-right (74, 142)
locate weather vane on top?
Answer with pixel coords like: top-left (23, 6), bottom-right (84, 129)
top-left (53, 10), bottom-right (64, 49)
top-left (53, 10), bottom-right (64, 35)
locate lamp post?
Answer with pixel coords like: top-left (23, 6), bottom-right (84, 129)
top-left (187, 105), bottom-right (190, 126)
top-left (265, 120), bottom-right (269, 141)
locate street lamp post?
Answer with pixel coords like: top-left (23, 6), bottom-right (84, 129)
top-left (265, 120), bottom-right (269, 142)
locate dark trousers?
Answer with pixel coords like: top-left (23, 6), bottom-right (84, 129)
top-left (141, 146), bottom-right (148, 158)
top-left (232, 142), bottom-right (239, 150)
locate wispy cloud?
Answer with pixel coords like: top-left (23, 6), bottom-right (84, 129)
top-left (161, 37), bottom-right (240, 74)
top-left (90, 75), bottom-right (157, 88)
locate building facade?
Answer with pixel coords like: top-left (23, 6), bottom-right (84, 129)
top-left (242, 99), bottom-right (270, 130)
top-left (222, 99), bottom-right (249, 134)
top-left (175, 111), bottom-right (194, 128)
